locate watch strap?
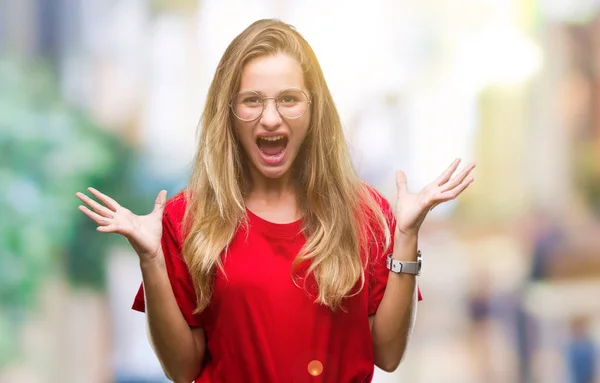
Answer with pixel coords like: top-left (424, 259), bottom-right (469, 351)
top-left (386, 250), bottom-right (422, 275)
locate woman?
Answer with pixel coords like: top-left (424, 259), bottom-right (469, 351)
top-left (76, 19), bottom-right (474, 383)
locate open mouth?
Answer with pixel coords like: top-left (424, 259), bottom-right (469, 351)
top-left (256, 135), bottom-right (288, 159)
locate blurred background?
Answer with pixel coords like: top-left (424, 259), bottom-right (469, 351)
top-left (1, 0), bottom-right (599, 382)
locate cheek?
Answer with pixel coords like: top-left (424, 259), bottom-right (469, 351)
top-left (234, 123), bottom-right (254, 150)
top-left (291, 118), bottom-right (310, 145)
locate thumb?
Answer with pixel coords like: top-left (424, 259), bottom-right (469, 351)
top-left (396, 170), bottom-right (408, 195)
top-left (152, 190), bottom-right (168, 216)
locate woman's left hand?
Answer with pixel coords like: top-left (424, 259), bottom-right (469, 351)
top-left (394, 158), bottom-right (475, 237)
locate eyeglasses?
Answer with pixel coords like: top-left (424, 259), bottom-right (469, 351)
top-left (230, 88), bottom-right (311, 121)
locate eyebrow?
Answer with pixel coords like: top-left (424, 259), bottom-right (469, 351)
top-left (237, 89), bottom-right (264, 95)
top-left (237, 88), bottom-right (304, 96)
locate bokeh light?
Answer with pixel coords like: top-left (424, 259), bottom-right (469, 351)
top-left (307, 360), bottom-right (323, 376)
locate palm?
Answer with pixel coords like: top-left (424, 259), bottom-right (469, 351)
top-left (395, 159), bottom-right (475, 235)
top-left (76, 188), bottom-right (167, 261)
top-left (395, 192), bottom-right (427, 234)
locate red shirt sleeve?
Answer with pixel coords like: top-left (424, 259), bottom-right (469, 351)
top-left (368, 190), bottom-right (422, 316)
top-left (132, 194), bottom-right (203, 327)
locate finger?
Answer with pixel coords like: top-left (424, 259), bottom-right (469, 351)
top-left (78, 205), bottom-right (113, 226)
top-left (439, 176), bottom-right (474, 201)
top-left (76, 192), bottom-right (115, 218)
top-left (152, 190), bottom-right (168, 215)
top-left (396, 170), bottom-right (408, 195)
top-left (441, 163), bottom-right (476, 193)
top-left (434, 158), bottom-right (461, 186)
top-left (97, 225), bottom-right (119, 233)
top-left (87, 187), bottom-right (120, 211)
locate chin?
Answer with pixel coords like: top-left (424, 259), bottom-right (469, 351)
top-left (255, 164), bottom-right (292, 180)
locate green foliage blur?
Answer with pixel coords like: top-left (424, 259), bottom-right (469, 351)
top-left (0, 58), bottom-right (154, 367)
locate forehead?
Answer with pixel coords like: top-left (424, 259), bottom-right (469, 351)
top-left (239, 53), bottom-right (305, 94)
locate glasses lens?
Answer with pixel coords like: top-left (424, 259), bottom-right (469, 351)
top-left (276, 89), bottom-right (309, 119)
top-left (232, 91), bottom-right (263, 121)
top-left (231, 89), bottom-right (310, 121)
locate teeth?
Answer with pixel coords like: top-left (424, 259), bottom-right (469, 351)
top-left (260, 135), bottom-right (285, 141)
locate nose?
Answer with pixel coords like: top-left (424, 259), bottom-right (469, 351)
top-left (259, 98), bottom-right (282, 130)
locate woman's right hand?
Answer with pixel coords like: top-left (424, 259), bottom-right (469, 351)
top-left (76, 188), bottom-right (168, 263)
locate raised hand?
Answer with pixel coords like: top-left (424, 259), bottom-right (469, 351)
top-left (75, 188), bottom-right (167, 262)
top-left (394, 159), bottom-right (475, 236)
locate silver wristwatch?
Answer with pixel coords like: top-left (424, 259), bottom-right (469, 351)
top-left (386, 250), bottom-right (422, 275)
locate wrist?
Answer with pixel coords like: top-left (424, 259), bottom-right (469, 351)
top-left (392, 230), bottom-right (419, 262)
top-left (139, 250), bottom-right (165, 270)
top-left (394, 229), bottom-right (418, 245)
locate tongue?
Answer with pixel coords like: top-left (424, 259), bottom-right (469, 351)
top-left (258, 139), bottom-right (286, 156)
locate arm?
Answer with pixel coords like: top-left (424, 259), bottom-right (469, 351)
top-left (369, 232), bottom-right (418, 372)
top-left (75, 188), bottom-right (206, 383)
top-left (141, 253), bottom-right (206, 383)
top-left (368, 159), bottom-right (474, 372)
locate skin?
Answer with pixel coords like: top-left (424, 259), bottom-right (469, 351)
top-left (234, 53), bottom-right (310, 223)
top-left (75, 51), bottom-right (476, 378)
top-left (370, 160), bottom-right (475, 371)
top-left (75, 187), bottom-right (205, 383)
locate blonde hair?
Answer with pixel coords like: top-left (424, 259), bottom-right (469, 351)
top-left (183, 19), bottom-right (391, 312)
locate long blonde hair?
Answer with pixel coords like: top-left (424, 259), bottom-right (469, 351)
top-left (183, 19), bottom-right (391, 312)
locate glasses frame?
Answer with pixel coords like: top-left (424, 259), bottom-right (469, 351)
top-left (229, 87), bottom-right (312, 122)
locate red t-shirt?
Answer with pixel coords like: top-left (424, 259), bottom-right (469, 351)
top-left (132, 191), bottom-right (421, 383)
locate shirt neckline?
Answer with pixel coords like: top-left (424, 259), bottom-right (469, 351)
top-left (245, 208), bottom-right (304, 239)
